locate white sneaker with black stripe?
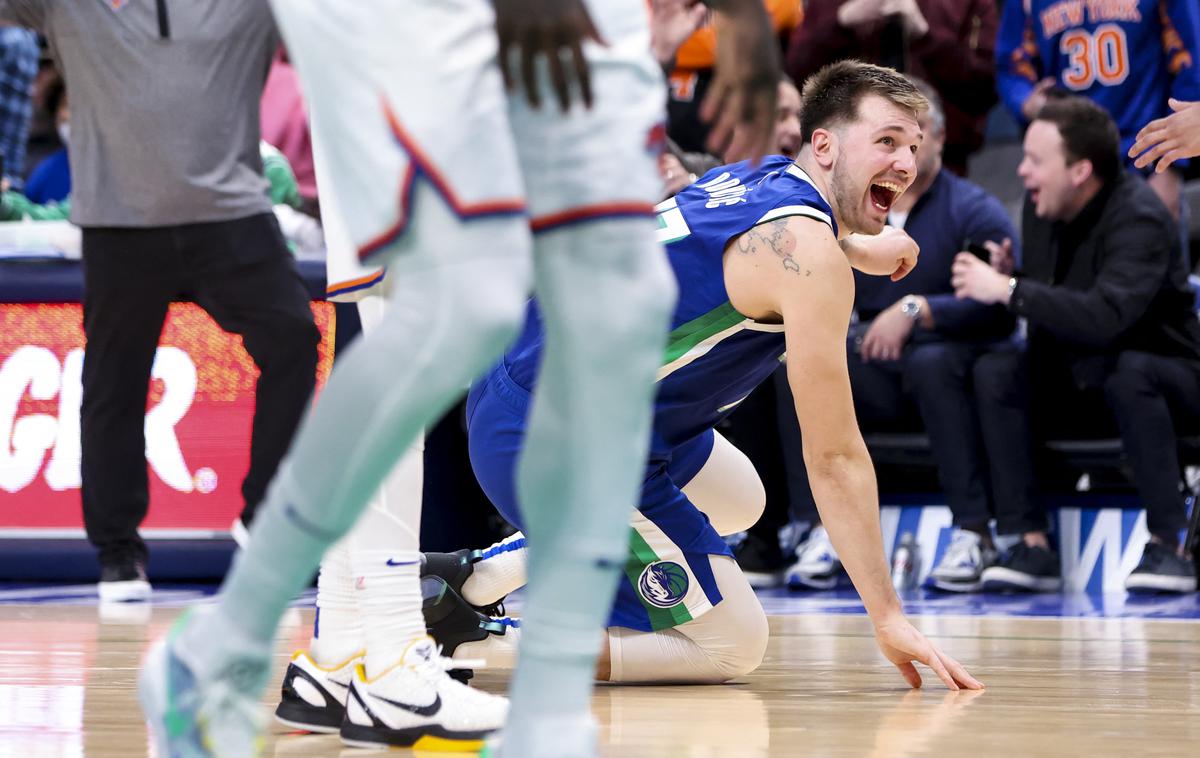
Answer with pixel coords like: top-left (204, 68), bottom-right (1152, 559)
top-left (274, 650), bottom-right (360, 733)
top-left (340, 635), bottom-right (506, 750)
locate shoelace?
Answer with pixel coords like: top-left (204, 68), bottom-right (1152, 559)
top-left (412, 642), bottom-right (488, 680)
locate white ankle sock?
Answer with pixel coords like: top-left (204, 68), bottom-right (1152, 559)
top-left (463, 532), bottom-right (527, 606)
top-left (310, 539), bottom-right (363, 666)
top-left (352, 548), bottom-right (425, 677)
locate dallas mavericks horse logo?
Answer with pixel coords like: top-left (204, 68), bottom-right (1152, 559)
top-left (638, 561), bottom-right (689, 608)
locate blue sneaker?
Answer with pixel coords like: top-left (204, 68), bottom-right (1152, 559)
top-left (139, 609), bottom-right (269, 757)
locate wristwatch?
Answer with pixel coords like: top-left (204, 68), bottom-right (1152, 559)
top-left (900, 295), bottom-right (923, 321)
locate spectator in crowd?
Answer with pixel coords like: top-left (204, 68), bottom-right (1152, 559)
top-left (664, 0), bottom-right (800, 154)
top-left (0, 26), bottom-right (39, 188)
top-left (786, 0), bottom-right (999, 175)
top-left (0, 140), bottom-right (303, 221)
top-left (661, 73), bottom-right (802, 197)
top-left (996, 0), bottom-right (1200, 219)
top-left (774, 79), bottom-right (1020, 591)
top-left (0, 1), bottom-right (321, 603)
top-left (23, 74), bottom-right (68, 203)
top-left (952, 96), bottom-right (1200, 594)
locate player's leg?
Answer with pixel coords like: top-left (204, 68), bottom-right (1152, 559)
top-left (275, 294), bottom-right (428, 734)
top-left (500, 8), bottom-right (676, 752)
top-left (140, 1), bottom-right (529, 754)
top-left (606, 555), bottom-right (768, 683)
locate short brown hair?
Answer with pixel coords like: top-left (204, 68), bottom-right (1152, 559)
top-left (1033, 95), bottom-right (1121, 184)
top-left (799, 60), bottom-right (928, 146)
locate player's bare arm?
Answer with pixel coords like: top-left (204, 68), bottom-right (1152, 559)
top-left (727, 215), bottom-right (983, 691)
top-left (840, 226), bottom-right (920, 282)
top-left (700, 0), bottom-right (780, 161)
top-left (494, 0), bottom-right (604, 111)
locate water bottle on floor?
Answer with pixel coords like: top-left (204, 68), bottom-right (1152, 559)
top-left (891, 532), bottom-right (920, 592)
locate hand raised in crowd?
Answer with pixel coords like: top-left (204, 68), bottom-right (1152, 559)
top-left (1021, 78), bottom-right (1057, 121)
top-left (650, 0), bottom-right (709, 68)
top-left (837, 0), bottom-right (886, 28)
top-left (951, 252), bottom-right (1011, 305)
top-left (984, 237), bottom-right (1015, 275)
top-left (494, 0), bottom-right (605, 111)
top-left (1129, 98), bottom-right (1200, 174)
top-left (660, 152), bottom-right (696, 197)
top-left (880, 0), bottom-right (929, 37)
top-left (874, 615), bottom-right (985, 691)
top-left (859, 301), bottom-right (919, 363)
top-left (700, 0), bottom-right (781, 162)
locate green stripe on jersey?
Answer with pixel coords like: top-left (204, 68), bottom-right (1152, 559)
top-left (662, 302), bottom-right (744, 367)
top-left (624, 529), bottom-right (695, 630)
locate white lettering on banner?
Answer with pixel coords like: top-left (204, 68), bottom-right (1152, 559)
top-left (1058, 507), bottom-right (1148, 592)
top-left (0, 346), bottom-right (61, 492)
top-left (44, 349), bottom-right (82, 490)
top-left (0, 346), bottom-right (199, 494)
top-left (146, 348), bottom-right (197, 492)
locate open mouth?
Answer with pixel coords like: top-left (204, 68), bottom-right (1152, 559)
top-left (869, 181), bottom-right (902, 212)
top-left (1028, 188), bottom-right (1041, 204)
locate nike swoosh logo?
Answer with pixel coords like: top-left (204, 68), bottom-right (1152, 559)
top-left (386, 559), bottom-right (419, 567)
top-left (373, 692), bottom-right (442, 717)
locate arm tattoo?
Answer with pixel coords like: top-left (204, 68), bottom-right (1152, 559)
top-left (735, 219), bottom-right (809, 275)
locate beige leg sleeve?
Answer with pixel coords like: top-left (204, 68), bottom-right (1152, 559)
top-left (681, 431), bottom-right (766, 537)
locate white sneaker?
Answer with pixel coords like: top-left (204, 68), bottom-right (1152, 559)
top-left (340, 635), bottom-right (507, 750)
top-left (786, 526), bottom-right (842, 590)
top-left (274, 649), bottom-right (360, 734)
top-left (139, 608), bottom-right (269, 758)
top-left (927, 529), bottom-right (997, 592)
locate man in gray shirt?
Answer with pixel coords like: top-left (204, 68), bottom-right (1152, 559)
top-left (0, 1), bottom-right (320, 600)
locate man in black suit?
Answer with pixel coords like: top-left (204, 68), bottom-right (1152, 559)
top-left (953, 95), bottom-right (1200, 594)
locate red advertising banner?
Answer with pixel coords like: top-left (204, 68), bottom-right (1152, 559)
top-left (0, 302), bottom-right (335, 534)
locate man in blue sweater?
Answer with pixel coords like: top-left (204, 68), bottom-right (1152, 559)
top-left (784, 79), bottom-right (1021, 593)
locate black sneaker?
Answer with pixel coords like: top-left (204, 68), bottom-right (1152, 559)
top-left (1125, 542), bottom-right (1197, 594)
top-left (733, 532), bottom-right (786, 588)
top-left (421, 549), bottom-right (505, 616)
top-left (98, 549), bottom-right (150, 603)
top-left (980, 543), bottom-right (1062, 593)
top-left (421, 575), bottom-right (513, 683)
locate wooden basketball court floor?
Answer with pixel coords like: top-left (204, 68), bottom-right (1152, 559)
top-left (1, 586), bottom-right (1198, 757)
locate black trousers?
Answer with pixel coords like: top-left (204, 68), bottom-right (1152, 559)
top-left (80, 213), bottom-right (320, 564)
top-left (976, 346), bottom-right (1200, 542)
top-left (777, 331), bottom-right (999, 531)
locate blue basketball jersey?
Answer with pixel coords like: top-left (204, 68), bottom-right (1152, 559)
top-left (997, 0), bottom-right (1200, 160)
top-left (502, 155), bottom-right (838, 462)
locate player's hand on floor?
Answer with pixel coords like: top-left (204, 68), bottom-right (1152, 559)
top-left (494, 0), bottom-right (605, 111)
top-left (701, 2), bottom-right (780, 162)
top-left (874, 617), bottom-right (984, 691)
